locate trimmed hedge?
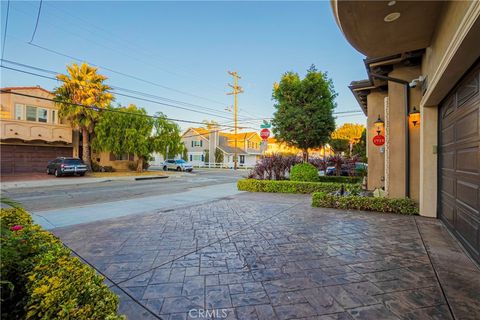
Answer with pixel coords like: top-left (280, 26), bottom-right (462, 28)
top-left (237, 179), bottom-right (354, 194)
top-left (312, 192), bottom-right (419, 215)
top-left (0, 208), bottom-right (124, 320)
top-left (316, 176), bottom-right (362, 184)
top-left (290, 163), bottom-right (319, 182)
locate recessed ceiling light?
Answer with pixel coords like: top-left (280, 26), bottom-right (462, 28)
top-left (384, 12), bottom-right (401, 22)
top-left (388, 1), bottom-right (396, 6)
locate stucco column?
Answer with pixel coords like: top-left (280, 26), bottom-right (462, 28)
top-left (419, 105), bottom-right (438, 217)
top-left (366, 91), bottom-right (386, 190)
top-left (387, 66), bottom-right (422, 199)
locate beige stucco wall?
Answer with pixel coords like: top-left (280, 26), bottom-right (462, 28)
top-left (0, 88), bottom-right (73, 145)
top-left (387, 66), bottom-right (422, 200)
top-left (366, 90), bottom-right (386, 190)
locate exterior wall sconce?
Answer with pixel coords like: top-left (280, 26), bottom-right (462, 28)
top-left (374, 114), bottom-right (384, 135)
top-left (409, 106), bottom-right (420, 127)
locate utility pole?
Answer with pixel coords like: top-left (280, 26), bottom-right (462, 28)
top-left (226, 71), bottom-right (243, 170)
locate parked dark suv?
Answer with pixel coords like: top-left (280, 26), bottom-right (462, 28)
top-left (46, 157), bottom-right (88, 177)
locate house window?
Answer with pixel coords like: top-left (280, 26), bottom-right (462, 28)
top-left (109, 153), bottom-right (133, 161)
top-left (14, 104), bottom-right (24, 120)
top-left (192, 155), bottom-right (202, 161)
top-left (51, 110), bottom-right (57, 124)
top-left (191, 140), bottom-right (203, 147)
top-left (26, 106), bottom-right (37, 121)
top-left (38, 108), bottom-right (48, 123)
top-left (240, 155), bottom-right (245, 164)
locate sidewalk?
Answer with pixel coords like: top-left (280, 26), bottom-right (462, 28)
top-left (0, 172), bottom-right (187, 190)
top-left (32, 182), bottom-right (242, 229)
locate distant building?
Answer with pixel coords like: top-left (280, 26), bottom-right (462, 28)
top-left (1, 86), bottom-right (138, 174)
top-left (181, 127), bottom-right (263, 167)
top-left (0, 87), bottom-right (76, 175)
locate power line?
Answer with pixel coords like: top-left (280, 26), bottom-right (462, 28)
top-left (0, 63), bottom-right (249, 121)
top-left (27, 42), bottom-right (232, 108)
top-left (1, 0), bottom-right (11, 61)
top-left (34, 2), bottom-right (230, 97)
top-left (29, 0), bottom-right (43, 43)
top-left (0, 90), bottom-right (255, 129)
top-left (1, 59), bottom-right (258, 121)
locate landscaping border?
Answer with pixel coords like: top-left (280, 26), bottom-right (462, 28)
top-left (237, 179), bottom-right (356, 194)
top-left (312, 192), bottom-right (419, 215)
top-left (0, 208), bottom-right (124, 320)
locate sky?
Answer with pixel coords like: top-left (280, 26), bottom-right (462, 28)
top-left (0, 1), bottom-right (368, 132)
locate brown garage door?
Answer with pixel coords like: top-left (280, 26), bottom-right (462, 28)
top-left (439, 61), bottom-right (480, 264)
top-left (1, 145), bottom-right (73, 175)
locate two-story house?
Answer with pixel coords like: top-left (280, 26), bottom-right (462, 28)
top-left (1, 86), bottom-right (138, 174)
top-left (181, 127), bottom-right (263, 167)
top-left (0, 87), bottom-right (77, 175)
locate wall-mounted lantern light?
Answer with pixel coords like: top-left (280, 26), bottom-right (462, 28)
top-left (374, 114), bottom-right (384, 135)
top-left (409, 106), bottom-right (420, 127)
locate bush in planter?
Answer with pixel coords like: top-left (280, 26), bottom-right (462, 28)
top-left (311, 192), bottom-right (419, 215)
top-left (290, 163), bottom-right (319, 182)
top-left (0, 208), bottom-right (124, 320)
top-left (237, 179), bottom-right (351, 194)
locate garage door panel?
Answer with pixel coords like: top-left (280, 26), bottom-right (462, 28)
top-left (455, 109), bottom-right (478, 141)
top-left (455, 147), bottom-right (479, 174)
top-left (456, 180), bottom-right (479, 213)
top-left (455, 206), bottom-right (479, 256)
top-left (441, 125), bottom-right (455, 145)
top-left (440, 200), bottom-right (455, 226)
top-left (440, 151), bottom-right (455, 170)
top-left (439, 62), bottom-right (479, 264)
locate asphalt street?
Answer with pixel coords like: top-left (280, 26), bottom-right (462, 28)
top-left (2, 169), bottom-right (247, 212)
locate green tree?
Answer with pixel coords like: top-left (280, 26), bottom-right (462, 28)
top-left (182, 145), bottom-right (188, 161)
top-left (271, 65), bottom-right (336, 162)
top-left (331, 123), bottom-right (365, 155)
top-left (93, 105), bottom-right (183, 172)
top-left (54, 63), bottom-right (113, 169)
top-left (329, 138), bottom-right (350, 155)
top-left (215, 147), bottom-right (224, 164)
top-left (204, 149), bottom-right (209, 163)
top-left (202, 119), bottom-right (220, 130)
top-left (352, 128), bottom-right (367, 162)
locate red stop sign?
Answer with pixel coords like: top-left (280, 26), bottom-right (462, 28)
top-left (260, 128), bottom-right (270, 140)
top-left (373, 134), bottom-right (385, 146)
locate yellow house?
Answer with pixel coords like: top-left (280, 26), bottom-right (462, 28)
top-left (331, 0), bottom-right (479, 262)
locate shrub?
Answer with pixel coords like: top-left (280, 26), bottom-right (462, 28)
top-left (311, 192), bottom-right (419, 215)
top-left (248, 154), bottom-right (301, 180)
top-left (316, 176), bottom-right (361, 183)
top-left (237, 179), bottom-right (353, 194)
top-left (0, 208), bottom-right (124, 320)
top-left (0, 207), bottom-right (33, 228)
top-left (290, 163), bottom-right (319, 182)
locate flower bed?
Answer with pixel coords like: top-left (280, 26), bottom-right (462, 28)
top-left (0, 207), bottom-right (124, 320)
top-left (237, 179), bottom-right (355, 194)
top-left (311, 192), bottom-right (419, 215)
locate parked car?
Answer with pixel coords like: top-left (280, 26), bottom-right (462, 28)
top-left (46, 157), bottom-right (88, 177)
top-left (326, 162), bottom-right (368, 176)
top-left (163, 159), bottom-right (193, 172)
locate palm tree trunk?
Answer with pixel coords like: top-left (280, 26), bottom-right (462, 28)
top-left (82, 127), bottom-right (91, 170)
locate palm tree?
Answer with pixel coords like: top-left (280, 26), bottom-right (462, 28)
top-left (54, 63), bottom-right (113, 169)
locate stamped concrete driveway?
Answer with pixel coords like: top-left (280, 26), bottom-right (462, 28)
top-left (52, 193), bottom-right (480, 320)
